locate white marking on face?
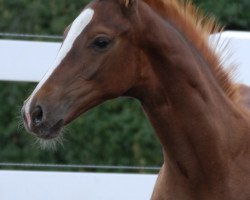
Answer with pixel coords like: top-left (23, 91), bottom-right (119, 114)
top-left (25, 8), bottom-right (94, 125)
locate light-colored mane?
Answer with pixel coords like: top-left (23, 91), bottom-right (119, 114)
top-left (143, 0), bottom-right (237, 100)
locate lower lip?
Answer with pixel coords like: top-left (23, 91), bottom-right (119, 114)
top-left (35, 119), bottom-right (64, 140)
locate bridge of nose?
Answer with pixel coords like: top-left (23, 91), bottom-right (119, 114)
top-left (23, 8), bottom-right (95, 128)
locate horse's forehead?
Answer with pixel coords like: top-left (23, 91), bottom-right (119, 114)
top-left (90, 0), bottom-right (123, 18)
top-left (24, 8), bottom-right (95, 117)
top-left (47, 8), bottom-right (95, 77)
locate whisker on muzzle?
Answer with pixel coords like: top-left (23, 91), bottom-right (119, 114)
top-left (16, 105), bottom-right (25, 132)
top-left (32, 131), bottom-right (65, 151)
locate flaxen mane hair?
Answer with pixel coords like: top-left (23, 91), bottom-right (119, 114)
top-left (143, 0), bottom-right (237, 100)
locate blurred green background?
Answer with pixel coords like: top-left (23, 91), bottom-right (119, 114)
top-left (0, 0), bottom-right (249, 172)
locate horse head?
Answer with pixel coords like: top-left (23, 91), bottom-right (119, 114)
top-left (22, 0), bottom-right (143, 139)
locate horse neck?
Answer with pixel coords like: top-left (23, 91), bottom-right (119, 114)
top-left (132, 1), bottom-right (249, 184)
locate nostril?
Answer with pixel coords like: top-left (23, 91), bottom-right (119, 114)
top-left (31, 106), bottom-right (43, 126)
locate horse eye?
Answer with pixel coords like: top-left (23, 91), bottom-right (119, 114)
top-left (92, 37), bottom-right (112, 51)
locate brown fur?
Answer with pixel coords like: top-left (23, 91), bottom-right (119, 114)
top-left (143, 0), bottom-right (237, 100)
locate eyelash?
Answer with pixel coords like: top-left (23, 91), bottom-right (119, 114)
top-left (91, 36), bottom-right (113, 51)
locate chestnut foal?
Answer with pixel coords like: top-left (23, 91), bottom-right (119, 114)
top-left (22, 0), bottom-right (250, 199)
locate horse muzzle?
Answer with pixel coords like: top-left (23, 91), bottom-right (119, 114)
top-left (21, 103), bottom-right (64, 140)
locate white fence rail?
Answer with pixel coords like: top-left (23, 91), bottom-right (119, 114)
top-left (0, 31), bottom-right (250, 200)
top-left (0, 39), bottom-right (60, 82)
top-left (0, 31), bottom-right (250, 84)
top-left (0, 170), bottom-right (157, 200)
top-left (210, 31), bottom-right (250, 85)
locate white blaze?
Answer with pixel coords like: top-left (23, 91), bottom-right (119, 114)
top-left (25, 8), bottom-right (94, 119)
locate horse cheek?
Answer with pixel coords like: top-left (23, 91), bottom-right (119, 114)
top-left (81, 63), bottom-right (100, 80)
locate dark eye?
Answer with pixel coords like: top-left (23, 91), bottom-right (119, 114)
top-left (92, 36), bottom-right (112, 51)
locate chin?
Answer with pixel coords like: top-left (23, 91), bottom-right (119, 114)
top-left (34, 131), bottom-right (65, 151)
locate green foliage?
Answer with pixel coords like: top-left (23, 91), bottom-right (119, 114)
top-left (194, 0), bottom-right (250, 30)
top-left (0, 0), bottom-right (90, 35)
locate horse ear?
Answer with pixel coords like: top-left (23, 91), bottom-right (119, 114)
top-left (119, 0), bottom-right (137, 9)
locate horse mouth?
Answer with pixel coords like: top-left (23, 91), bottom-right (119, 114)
top-left (31, 119), bottom-right (64, 140)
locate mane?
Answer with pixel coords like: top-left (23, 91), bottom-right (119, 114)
top-left (142, 0), bottom-right (237, 100)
